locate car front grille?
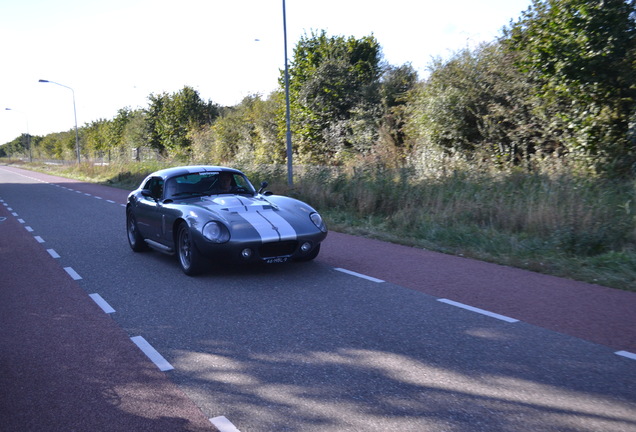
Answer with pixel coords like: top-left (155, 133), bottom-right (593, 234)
top-left (259, 241), bottom-right (298, 258)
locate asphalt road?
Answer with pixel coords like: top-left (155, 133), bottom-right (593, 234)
top-left (1, 165), bottom-right (635, 432)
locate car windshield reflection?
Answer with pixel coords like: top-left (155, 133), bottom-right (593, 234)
top-left (164, 172), bottom-right (255, 199)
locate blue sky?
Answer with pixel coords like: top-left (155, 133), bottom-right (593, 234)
top-left (0, 0), bottom-right (531, 144)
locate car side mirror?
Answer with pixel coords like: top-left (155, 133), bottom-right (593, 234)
top-left (258, 181), bottom-right (270, 195)
top-left (142, 189), bottom-right (160, 201)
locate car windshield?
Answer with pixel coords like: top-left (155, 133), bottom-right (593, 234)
top-left (164, 171), bottom-right (255, 199)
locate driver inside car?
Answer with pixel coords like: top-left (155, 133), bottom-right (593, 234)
top-left (217, 172), bottom-right (234, 193)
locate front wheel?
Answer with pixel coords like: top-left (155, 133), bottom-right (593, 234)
top-left (177, 222), bottom-right (204, 276)
top-left (127, 209), bottom-right (148, 252)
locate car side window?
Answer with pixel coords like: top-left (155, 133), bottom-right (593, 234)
top-left (234, 175), bottom-right (249, 189)
top-left (142, 177), bottom-right (164, 199)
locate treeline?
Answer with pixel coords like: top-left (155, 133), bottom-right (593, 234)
top-left (3, 0), bottom-right (635, 178)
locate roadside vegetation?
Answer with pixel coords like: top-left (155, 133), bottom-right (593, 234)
top-left (2, 0), bottom-right (635, 291)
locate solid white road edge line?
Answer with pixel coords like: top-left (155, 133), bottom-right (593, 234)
top-left (64, 267), bottom-right (82, 280)
top-left (437, 298), bottom-right (519, 323)
top-left (210, 416), bottom-right (242, 432)
top-left (130, 336), bottom-right (174, 371)
top-left (334, 267), bottom-right (385, 283)
top-left (47, 249), bottom-right (60, 258)
top-left (615, 350), bottom-right (636, 361)
top-left (89, 293), bottom-right (116, 314)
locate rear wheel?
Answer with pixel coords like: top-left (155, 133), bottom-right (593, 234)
top-left (177, 222), bottom-right (204, 276)
top-left (126, 209), bottom-right (148, 252)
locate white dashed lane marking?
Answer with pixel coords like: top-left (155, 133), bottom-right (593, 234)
top-left (335, 268), bottom-right (519, 323)
top-left (210, 416), bottom-right (242, 432)
top-left (615, 351), bottom-right (636, 361)
top-left (47, 249), bottom-right (60, 258)
top-left (130, 336), bottom-right (174, 371)
top-left (1, 181), bottom-right (125, 287)
top-left (64, 267), bottom-right (82, 281)
top-left (437, 298), bottom-right (519, 323)
top-left (89, 293), bottom-right (116, 314)
top-left (334, 267), bottom-right (385, 283)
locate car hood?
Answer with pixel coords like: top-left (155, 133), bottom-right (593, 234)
top-left (187, 194), bottom-right (315, 242)
top-left (198, 195), bottom-right (275, 212)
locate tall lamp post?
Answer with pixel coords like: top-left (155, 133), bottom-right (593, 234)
top-left (38, 79), bottom-right (80, 164)
top-left (4, 108), bottom-right (31, 162)
top-left (282, 0), bottom-right (293, 187)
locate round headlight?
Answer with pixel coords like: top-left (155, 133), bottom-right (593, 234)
top-left (202, 221), bottom-right (230, 243)
top-left (310, 212), bottom-right (327, 232)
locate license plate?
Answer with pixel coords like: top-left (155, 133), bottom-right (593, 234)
top-left (265, 256), bottom-right (289, 264)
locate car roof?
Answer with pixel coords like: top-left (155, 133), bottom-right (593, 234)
top-left (150, 165), bottom-right (243, 180)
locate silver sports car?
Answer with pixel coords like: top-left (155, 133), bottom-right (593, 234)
top-left (126, 166), bottom-right (328, 275)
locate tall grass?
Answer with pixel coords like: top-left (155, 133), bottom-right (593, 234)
top-left (288, 163), bottom-right (636, 291)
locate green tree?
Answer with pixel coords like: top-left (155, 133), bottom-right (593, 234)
top-left (107, 107), bottom-right (133, 151)
top-left (407, 49), bottom-right (486, 156)
top-left (378, 63), bottom-right (419, 158)
top-left (145, 86), bottom-right (219, 159)
top-left (505, 0), bottom-right (636, 176)
top-left (103, 107), bottom-right (148, 161)
top-left (82, 119), bottom-right (109, 159)
top-left (37, 131), bottom-right (75, 160)
top-left (190, 94), bottom-right (282, 165)
top-left (0, 135), bottom-right (27, 158)
top-left (121, 110), bottom-right (148, 160)
top-left (285, 31), bottom-right (383, 163)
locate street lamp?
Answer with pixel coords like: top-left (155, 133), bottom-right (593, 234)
top-left (38, 79), bottom-right (80, 164)
top-left (282, 0), bottom-right (293, 187)
top-left (4, 108), bottom-right (31, 162)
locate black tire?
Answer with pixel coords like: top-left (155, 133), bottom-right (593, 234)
top-left (295, 243), bottom-right (321, 262)
top-left (177, 222), bottom-right (204, 276)
top-left (127, 209), bottom-right (148, 252)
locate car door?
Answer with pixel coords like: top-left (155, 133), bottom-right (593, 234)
top-left (135, 176), bottom-right (164, 241)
